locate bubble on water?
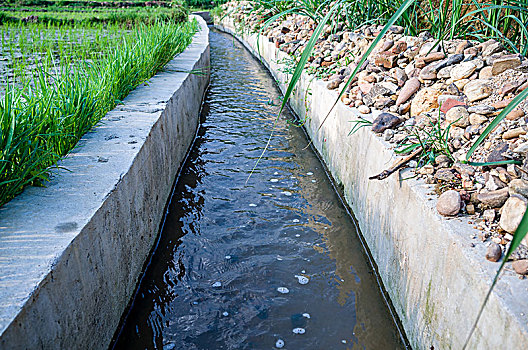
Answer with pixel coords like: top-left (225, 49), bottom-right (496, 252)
top-left (341, 340), bottom-right (347, 344)
top-left (222, 311), bottom-right (229, 317)
top-left (163, 343), bottom-right (176, 350)
top-left (292, 328), bottom-right (306, 334)
top-left (193, 301), bottom-right (199, 305)
top-left (270, 179), bottom-right (279, 182)
top-left (212, 281), bottom-right (222, 288)
top-left (225, 255), bottom-right (231, 259)
top-left (277, 287), bottom-right (289, 294)
top-left (311, 180), bottom-right (316, 183)
top-left (295, 234), bottom-right (300, 237)
top-left (275, 339), bottom-right (285, 348)
top-left (292, 219), bottom-right (300, 223)
top-left (290, 176), bottom-right (296, 179)
top-left (302, 313), bottom-right (310, 318)
top-left (306, 172), bottom-right (313, 175)
top-left (281, 191), bottom-right (292, 196)
top-left (277, 256), bottom-right (283, 261)
top-left (301, 270), bottom-right (306, 273)
top-left (249, 203), bottom-right (257, 207)
top-left (295, 275), bottom-right (309, 285)
top-left (274, 172), bottom-right (279, 175)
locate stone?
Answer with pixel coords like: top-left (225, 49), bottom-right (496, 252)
top-left (479, 66), bottom-right (493, 79)
top-left (477, 188), bottom-right (509, 208)
top-left (464, 80), bottom-right (493, 102)
top-left (424, 52), bottom-right (445, 63)
top-left (492, 55), bottom-right (521, 75)
top-left (456, 40), bottom-right (472, 54)
top-left (393, 67), bottom-right (408, 87)
top-left (469, 113), bottom-right (488, 125)
top-left (513, 260), bottom-right (528, 275)
top-left (450, 61), bottom-right (477, 81)
top-left (483, 209), bottom-right (496, 222)
top-left (492, 99), bottom-right (513, 109)
top-left (363, 84), bottom-right (391, 106)
top-left (440, 98), bottom-right (466, 113)
top-left (375, 52), bottom-right (398, 68)
top-left (419, 64), bottom-right (437, 80)
top-left (446, 106), bottom-right (470, 127)
top-left (358, 105), bottom-right (370, 114)
top-left (486, 243), bottom-right (502, 262)
top-left (438, 66), bottom-right (453, 79)
top-left (454, 162), bottom-right (476, 176)
top-left (437, 190), bottom-right (461, 216)
top-left (487, 142), bottom-right (509, 164)
top-left (500, 82), bottom-right (519, 96)
top-left (396, 78), bottom-right (420, 106)
top-left (327, 79), bottom-right (341, 89)
top-left (509, 179), bottom-right (528, 198)
top-left (390, 41), bottom-right (407, 54)
top-left (446, 83), bottom-right (460, 95)
top-left (466, 203), bottom-right (476, 214)
top-left (468, 105), bottom-right (495, 115)
top-left (410, 85), bottom-right (441, 117)
top-left (500, 195), bottom-right (527, 233)
top-left (503, 127), bottom-right (526, 140)
top-left (482, 41), bottom-right (503, 56)
top-left (506, 109), bottom-right (525, 121)
top-left (486, 175), bottom-right (506, 191)
top-left (371, 113), bottom-right (402, 133)
top-left (435, 168), bottom-right (456, 182)
top-left (513, 142), bottom-right (528, 154)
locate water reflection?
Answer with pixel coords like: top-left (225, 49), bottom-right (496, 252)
top-left (113, 28), bottom-right (407, 350)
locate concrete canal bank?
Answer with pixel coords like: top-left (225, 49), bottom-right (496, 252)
top-left (0, 15), bottom-right (209, 350)
top-left (215, 16), bottom-right (528, 350)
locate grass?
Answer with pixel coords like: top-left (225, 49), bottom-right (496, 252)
top-left (0, 18), bottom-right (199, 206)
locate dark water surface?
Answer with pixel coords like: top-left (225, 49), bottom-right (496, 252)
top-left (113, 29), bottom-right (408, 350)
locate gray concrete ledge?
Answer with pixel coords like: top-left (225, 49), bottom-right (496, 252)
top-left (215, 18), bottom-right (528, 350)
top-left (0, 15), bottom-right (209, 350)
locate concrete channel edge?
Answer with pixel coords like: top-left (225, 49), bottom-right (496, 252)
top-left (215, 18), bottom-right (528, 350)
top-left (0, 15), bottom-right (210, 350)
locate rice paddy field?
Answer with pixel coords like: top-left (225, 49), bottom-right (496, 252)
top-left (0, 0), bottom-right (199, 206)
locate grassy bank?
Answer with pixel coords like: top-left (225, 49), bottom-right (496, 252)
top-left (0, 17), bottom-right (199, 206)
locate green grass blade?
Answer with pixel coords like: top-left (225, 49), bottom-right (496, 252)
top-left (465, 88), bottom-right (528, 163)
top-left (314, 0), bottom-right (417, 134)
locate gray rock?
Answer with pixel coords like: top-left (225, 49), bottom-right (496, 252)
top-left (477, 188), bottom-right (509, 208)
top-left (508, 179), bottom-right (528, 198)
top-left (468, 105), bottom-right (495, 115)
top-left (500, 195), bottom-right (527, 233)
top-left (437, 190), bottom-right (461, 216)
top-left (371, 113), bottom-right (402, 133)
top-left (435, 168), bottom-right (456, 182)
top-left (482, 41), bottom-right (503, 56)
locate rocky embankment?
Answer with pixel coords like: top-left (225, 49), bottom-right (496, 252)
top-left (222, 1), bottom-right (528, 274)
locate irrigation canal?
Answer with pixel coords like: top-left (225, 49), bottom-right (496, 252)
top-left (112, 28), bottom-right (408, 349)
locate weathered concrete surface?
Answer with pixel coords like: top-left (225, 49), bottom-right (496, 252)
top-left (0, 16), bottom-right (209, 350)
top-left (216, 18), bottom-right (528, 350)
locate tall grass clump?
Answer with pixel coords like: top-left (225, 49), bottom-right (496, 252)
top-left (0, 19), bottom-right (198, 206)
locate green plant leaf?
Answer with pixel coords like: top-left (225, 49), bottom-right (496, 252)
top-left (465, 87), bottom-right (528, 163)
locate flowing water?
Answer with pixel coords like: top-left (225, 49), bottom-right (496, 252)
top-left (113, 28), bottom-right (408, 350)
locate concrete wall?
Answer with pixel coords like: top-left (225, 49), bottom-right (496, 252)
top-left (215, 18), bottom-right (528, 350)
top-left (0, 16), bottom-right (209, 350)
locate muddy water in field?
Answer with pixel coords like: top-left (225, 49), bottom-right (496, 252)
top-left (113, 28), bottom-right (408, 350)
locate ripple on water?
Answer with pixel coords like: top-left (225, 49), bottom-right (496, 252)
top-left (113, 29), bottom-right (408, 350)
